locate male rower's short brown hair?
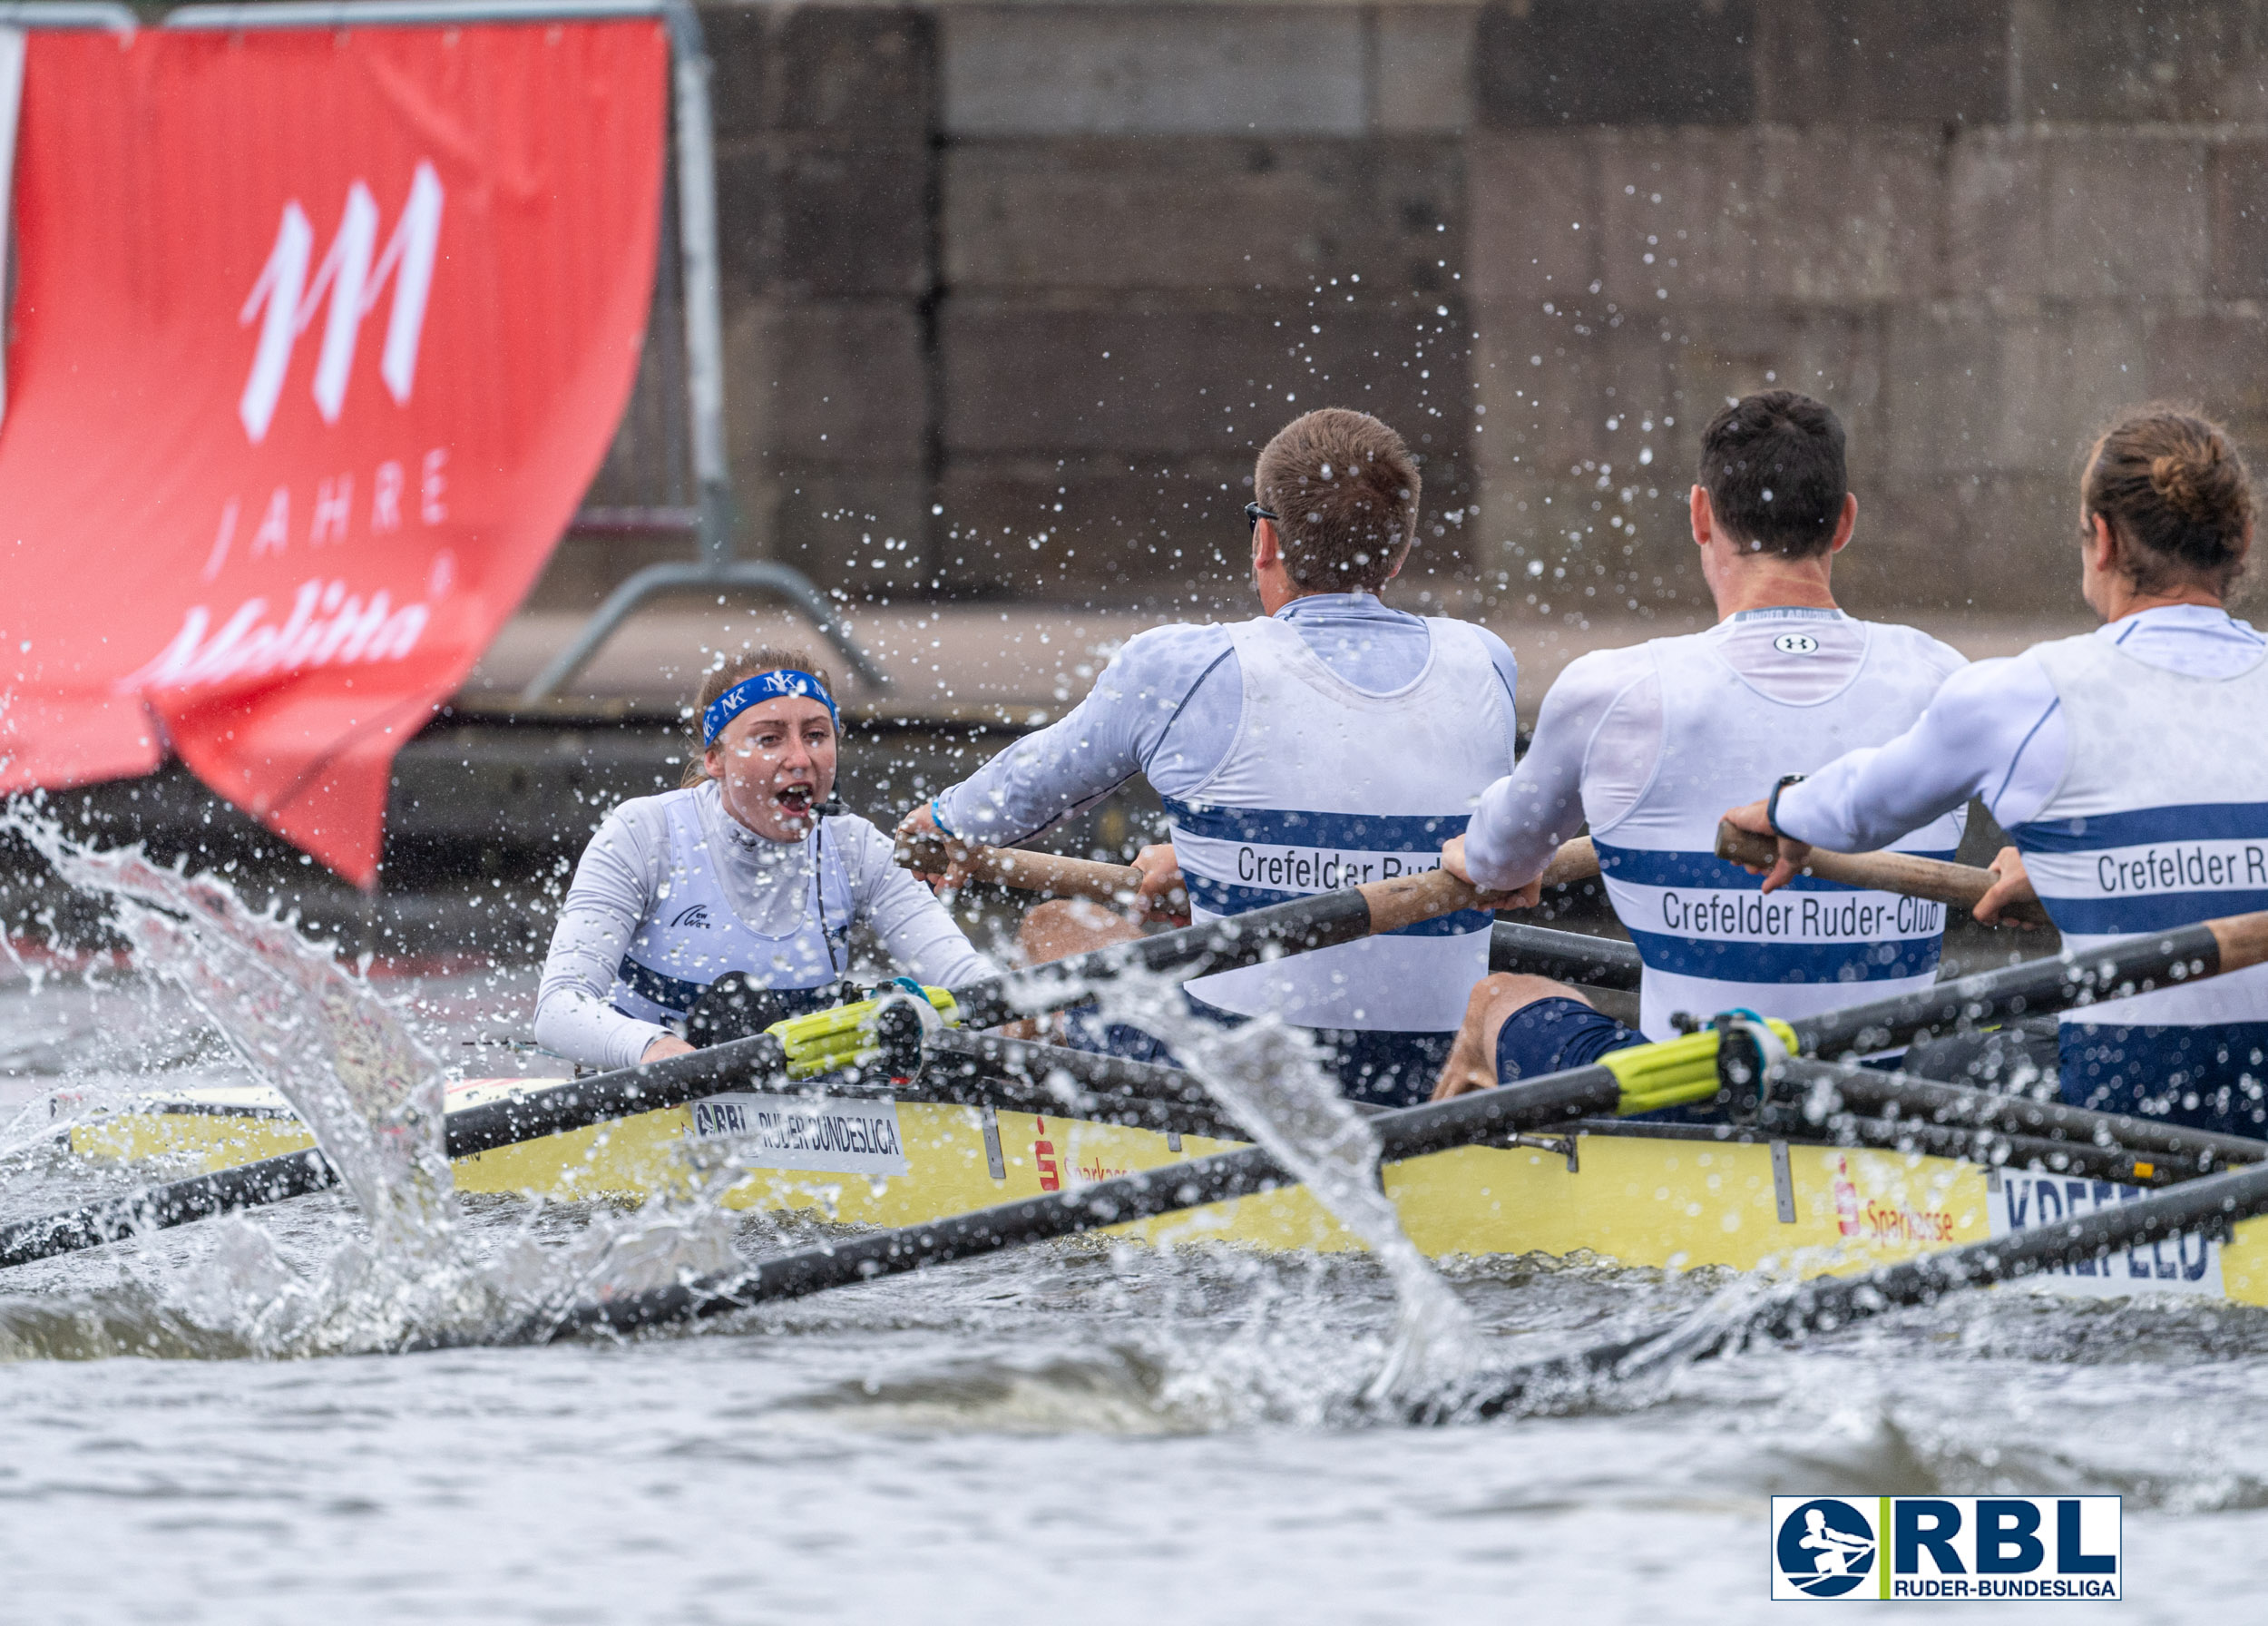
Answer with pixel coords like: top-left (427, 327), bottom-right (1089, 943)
top-left (1254, 408), bottom-right (1421, 592)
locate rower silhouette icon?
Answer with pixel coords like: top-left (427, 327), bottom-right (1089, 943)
top-left (1775, 1500), bottom-right (1875, 1597)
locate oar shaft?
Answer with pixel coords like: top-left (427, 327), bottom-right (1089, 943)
top-left (1793, 920), bottom-right (2224, 1060)
top-left (0, 1148), bottom-right (338, 1269)
top-left (442, 1033), bottom-right (789, 1159)
top-left (1488, 920), bottom-right (1640, 989)
top-left (1770, 1110), bottom-right (2189, 1188)
top-left (948, 865), bottom-right (1501, 1029)
top-left (523, 1061), bottom-right (1625, 1339)
top-left (1442, 1141), bottom-right (2268, 1422)
top-left (1767, 1159), bottom-right (2268, 1340)
top-left (1714, 819), bottom-right (2055, 929)
top-left (1774, 1056), bottom-right (2268, 1171)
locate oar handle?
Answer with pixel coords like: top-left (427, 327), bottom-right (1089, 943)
top-left (1354, 864), bottom-right (1504, 933)
top-left (898, 832), bottom-right (1601, 907)
top-left (1539, 836), bottom-right (1599, 890)
top-left (895, 833), bottom-right (1144, 906)
top-left (1713, 819), bottom-right (2054, 930)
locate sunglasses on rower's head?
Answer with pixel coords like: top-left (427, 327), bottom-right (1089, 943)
top-left (1244, 502), bottom-right (1279, 534)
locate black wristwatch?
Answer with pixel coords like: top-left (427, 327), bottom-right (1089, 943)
top-left (1766, 774), bottom-right (1807, 837)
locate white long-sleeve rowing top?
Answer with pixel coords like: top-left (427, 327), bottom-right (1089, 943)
top-left (534, 779), bottom-right (995, 1072)
top-left (1773, 605), bottom-right (2268, 849)
top-left (1462, 607), bottom-right (1970, 892)
top-left (931, 593), bottom-right (1520, 846)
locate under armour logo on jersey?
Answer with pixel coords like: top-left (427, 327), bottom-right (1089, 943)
top-left (670, 904), bottom-right (714, 928)
top-left (1774, 632), bottom-right (1821, 655)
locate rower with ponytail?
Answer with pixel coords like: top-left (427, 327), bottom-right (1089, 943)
top-left (1729, 405), bottom-right (2268, 1134)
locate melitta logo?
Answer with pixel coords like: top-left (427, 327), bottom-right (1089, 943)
top-left (116, 578), bottom-right (430, 692)
top-left (239, 162), bottom-right (445, 444)
top-left (1771, 1497), bottom-right (2120, 1601)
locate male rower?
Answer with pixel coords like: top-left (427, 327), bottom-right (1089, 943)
top-left (895, 407), bottom-right (1521, 1106)
top-left (1432, 390), bottom-right (1968, 1099)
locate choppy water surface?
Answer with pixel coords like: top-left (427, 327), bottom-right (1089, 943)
top-left (5, 941), bottom-right (2268, 1622)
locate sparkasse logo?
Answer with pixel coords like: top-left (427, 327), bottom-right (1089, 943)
top-left (1770, 1497), bottom-right (2120, 1601)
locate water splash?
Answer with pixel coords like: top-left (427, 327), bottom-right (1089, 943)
top-left (1096, 968), bottom-right (1485, 1403)
top-left (5, 810), bottom-right (451, 1256)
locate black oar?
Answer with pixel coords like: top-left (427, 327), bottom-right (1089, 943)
top-left (0, 1033), bottom-right (794, 1269)
top-left (1488, 921), bottom-right (1638, 989)
top-left (1772, 1054), bottom-right (2265, 1173)
top-left (2, 868), bottom-right (1505, 1268)
top-left (1426, 1153), bottom-right (2268, 1423)
top-left (519, 907), bottom-right (2268, 1340)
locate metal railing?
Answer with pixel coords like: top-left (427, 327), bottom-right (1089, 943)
top-left (128, 0), bottom-right (886, 700)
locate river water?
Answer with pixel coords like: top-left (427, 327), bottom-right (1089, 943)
top-left (5, 942), bottom-right (2268, 1623)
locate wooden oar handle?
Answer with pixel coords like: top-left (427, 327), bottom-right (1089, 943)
top-left (1713, 819), bottom-right (2054, 929)
top-left (1356, 866), bottom-right (1511, 933)
top-left (1539, 836), bottom-right (1599, 889)
top-left (895, 833), bottom-right (1139, 905)
top-left (900, 830), bottom-right (1600, 908)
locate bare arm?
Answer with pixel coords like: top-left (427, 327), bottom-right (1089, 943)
top-left (841, 818), bottom-right (1001, 987)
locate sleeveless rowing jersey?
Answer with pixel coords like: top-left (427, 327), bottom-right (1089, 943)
top-left (1594, 618), bottom-right (1965, 1040)
top-left (1163, 614), bottom-right (1512, 1034)
top-left (2009, 632), bottom-right (2268, 1110)
top-left (604, 789), bottom-right (854, 1025)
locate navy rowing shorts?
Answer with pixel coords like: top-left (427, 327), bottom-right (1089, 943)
top-left (2060, 1020), bottom-right (2268, 1137)
top-left (1493, 995), bottom-right (1645, 1085)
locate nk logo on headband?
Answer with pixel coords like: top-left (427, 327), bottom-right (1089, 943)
top-left (239, 163), bottom-right (445, 445)
top-left (1771, 1497), bottom-right (2120, 1602)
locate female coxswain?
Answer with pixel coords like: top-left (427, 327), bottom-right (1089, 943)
top-left (533, 650), bottom-right (995, 1068)
top-left (1727, 406), bottom-right (2268, 1134)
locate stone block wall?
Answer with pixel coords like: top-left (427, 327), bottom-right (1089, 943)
top-left (543, 0), bottom-right (2268, 621)
top-left (1470, 0), bottom-right (2268, 622)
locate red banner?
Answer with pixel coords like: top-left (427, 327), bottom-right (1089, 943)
top-left (0, 23), bottom-right (666, 885)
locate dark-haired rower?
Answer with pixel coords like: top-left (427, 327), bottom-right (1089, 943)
top-left (1433, 391), bottom-right (1968, 1100)
top-left (1731, 406), bottom-right (2268, 1135)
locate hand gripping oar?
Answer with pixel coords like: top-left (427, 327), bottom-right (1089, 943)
top-left (516, 906), bottom-right (2268, 1342)
top-left (895, 833), bottom-right (1608, 910)
top-left (1715, 819), bottom-right (2054, 930)
top-left (0, 867), bottom-right (1503, 1270)
top-left (1425, 1151), bottom-right (2268, 1425)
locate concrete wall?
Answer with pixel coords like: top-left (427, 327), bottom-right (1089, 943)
top-left (537, 0), bottom-right (2268, 621)
top-left (1471, 0), bottom-right (2268, 622)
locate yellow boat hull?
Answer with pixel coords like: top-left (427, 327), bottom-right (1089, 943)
top-left (67, 1086), bottom-right (2268, 1303)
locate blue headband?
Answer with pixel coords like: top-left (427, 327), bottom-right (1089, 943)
top-left (702, 669), bottom-right (839, 745)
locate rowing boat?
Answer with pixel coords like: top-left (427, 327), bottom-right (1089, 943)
top-left (58, 1074), bottom-right (2267, 1304)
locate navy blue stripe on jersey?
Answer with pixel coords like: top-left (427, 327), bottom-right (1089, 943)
top-left (1596, 843), bottom-right (1960, 895)
top-left (1185, 873), bottom-right (1491, 937)
top-left (1623, 928), bottom-right (1942, 984)
top-left (2038, 888), bottom-right (2268, 936)
top-left (2013, 801), bottom-right (2268, 852)
top-left (613, 956), bottom-right (708, 1014)
top-left (1163, 798), bottom-right (1470, 850)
